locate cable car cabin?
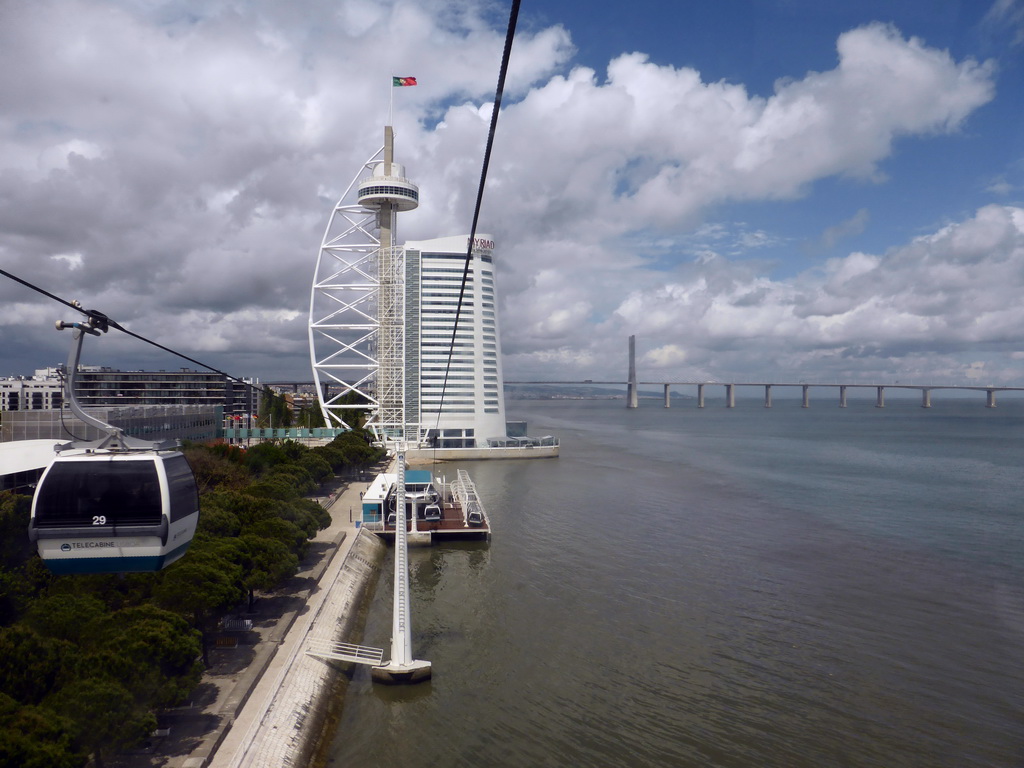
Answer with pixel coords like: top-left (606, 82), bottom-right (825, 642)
top-left (29, 451), bottom-right (199, 574)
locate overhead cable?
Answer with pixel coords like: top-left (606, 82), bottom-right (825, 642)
top-left (0, 267), bottom-right (259, 392)
top-left (434, 0), bottom-right (521, 433)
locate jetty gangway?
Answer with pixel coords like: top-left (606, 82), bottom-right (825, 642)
top-left (370, 451), bottom-right (432, 683)
top-left (451, 469), bottom-right (487, 526)
top-left (305, 638), bottom-right (384, 667)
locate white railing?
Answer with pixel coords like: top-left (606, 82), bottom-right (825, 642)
top-left (306, 638), bottom-right (384, 666)
top-left (451, 469), bottom-right (487, 526)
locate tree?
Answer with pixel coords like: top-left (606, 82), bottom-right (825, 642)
top-left (298, 453), bottom-right (332, 484)
top-left (182, 445), bottom-right (248, 493)
top-left (0, 625), bottom-right (77, 705)
top-left (244, 441), bottom-right (289, 474)
top-left (265, 464), bottom-right (317, 495)
top-left (85, 605), bottom-right (202, 709)
top-left (0, 570), bottom-right (32, 627)
top-left (246, 477), bottom-right (301, 502)
top-left (0, 492), bottom-right (35, 571)
top-left (154, 555), bottom-right (244, 667)
top-left (23, 593), bottom-right (106, 644)
top-left (240, 534), bottom-right (298, 610)
top-left (0, 692), bottom-right (82, 768)
top-left (257, 388), bottom-right (292, 428)
top-left (277, 440), bottom-right (308, 461)
top-left (195, 505), bottom-right (242, 538)
top-left (49, 677), bottom-right (154, 768)
top-left (296, 404), bottom-right (326, 428)
top-left (310, 444), bottom-right (347, 473)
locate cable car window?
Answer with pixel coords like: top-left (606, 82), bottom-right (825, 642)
top-left (164, 455), bottom-right (199, 523)
top-left (34, 461), bottom-right (162, 527)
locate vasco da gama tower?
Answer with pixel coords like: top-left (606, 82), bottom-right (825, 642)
top-left (308, 125), bottom-right (556, 458)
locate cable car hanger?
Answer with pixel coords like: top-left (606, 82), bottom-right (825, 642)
top-left (54, 302), bottom-right (177, 454)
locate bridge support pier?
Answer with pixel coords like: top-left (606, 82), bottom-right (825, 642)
top-left (663, 384), bottom-right (671, 408)
top-left (876, 386), bottom-right (885, 408)
top-left (726, 384), bottom-right (735, 408)
top-left (839, 385), bottom-right (847, 408)
top-left (697, 384), bottom-right (705, 408)
top-left (764, 385), bottom-right (772, 408)
top-left (802, 385), bottom-right (810, 408)
top-left (921, 389), bottom-right (932, 408)
top-left (627, 335), bottom-right (638, 409)
top-left (987, 389), bottom-right (997, 408)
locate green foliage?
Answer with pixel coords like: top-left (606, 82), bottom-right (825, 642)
top-left (246, 477), bottom-right (301, 501)
top-left (49, 676), bottom-right (156, 766)
top-left (244, 441), bottom-right (289, 474)
top-left (310, 444), bottom-right (346, 472)
top-left (0, 425), bottom-right (385, 761)
top-left (240, 534), bottom-right (298, 594)
top-left (201, 488), bottom-right (279, 525)
top-left (196, 505), bottom-right (243, 538)
top-left (182, 444), bottom-right (249, 493)
top-left (83, 605), bottom-right (202, 709)
top-left (265, 464), bottom-right (316, 495)
top-left (295, 405), bottom-right (326, 428)
top-left (298, 453), bottom-right (332, 483)
top-left (0, 569), bottom-right (32, 627)
top-left (154, 553), bottom-right (245, 668)
top-left (245, 517), bottom-right (308, 557)
top-left (277, 440), bottom-right (308, 461)
top-left (0, 625), bottom-right (78, 705)
top-left (257, 387), bottom-right (292, 428)
top-left (155, 556), bottom-right (244, 626)
top-left (24, 594), bottom-right (107, 644)
top-left (0, 493), bottom-right (34, 571)
top-left (0, 692), bottom-right (82, 768)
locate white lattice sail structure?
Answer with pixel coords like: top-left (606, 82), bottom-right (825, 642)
top-left (308, 126), bottom-right (418, 440)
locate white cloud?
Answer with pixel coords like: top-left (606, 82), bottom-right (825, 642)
top-left (576, 204), bottom-right (1024, 383)
top-left (982, 0), bottom-right (1024, 46)
top-left (0, 2), bottom-right (1012, 385)
top-left (645, 344), bottom-right (687, 367)
top-left (50, 252), bottom-right (84, 270)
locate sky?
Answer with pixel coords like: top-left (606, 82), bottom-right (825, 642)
top-left (2, 0), bottom-right (1024, 386)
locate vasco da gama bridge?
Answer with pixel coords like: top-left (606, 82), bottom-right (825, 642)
top-left (509, 336), bottom-right (1024, 409)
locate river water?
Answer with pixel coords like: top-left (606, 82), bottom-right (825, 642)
top-left (322, 395), bottom-right (1024, 767)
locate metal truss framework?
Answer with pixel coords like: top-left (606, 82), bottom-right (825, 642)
top-left (308, 147), bottom-right (400, 439)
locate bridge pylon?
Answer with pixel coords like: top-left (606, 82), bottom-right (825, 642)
top-left (627, 335), bottom-right (638, 409)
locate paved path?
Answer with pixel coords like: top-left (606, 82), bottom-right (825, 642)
top-left (113, 473), bottom-right (378, 768)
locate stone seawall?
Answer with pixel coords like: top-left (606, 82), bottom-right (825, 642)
top-left (292, 529), bottom-right (387, 767)
top-left (216, 528), bottom-right (386, 768)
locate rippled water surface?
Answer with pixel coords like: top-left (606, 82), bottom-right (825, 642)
top-left (323, 397), bottom-right (1024, 767)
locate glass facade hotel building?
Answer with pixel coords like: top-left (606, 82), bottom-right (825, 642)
top-left (405, 235), bottom-right (507, 449)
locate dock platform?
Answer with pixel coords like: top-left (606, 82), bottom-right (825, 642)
top-left (366, 502), bottom-right (491, 542)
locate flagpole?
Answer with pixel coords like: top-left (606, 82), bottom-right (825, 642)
top-left (389, 76), bottom-right (394, 127)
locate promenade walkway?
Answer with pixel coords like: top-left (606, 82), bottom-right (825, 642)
top-left (112, 472), bottom-right (380, 768)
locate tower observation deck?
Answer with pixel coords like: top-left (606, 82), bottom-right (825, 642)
top-left (357, 163), bottom-right (419, 211)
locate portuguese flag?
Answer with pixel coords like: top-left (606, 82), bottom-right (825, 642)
top-left (393, 76), bottom-right (417, 87)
